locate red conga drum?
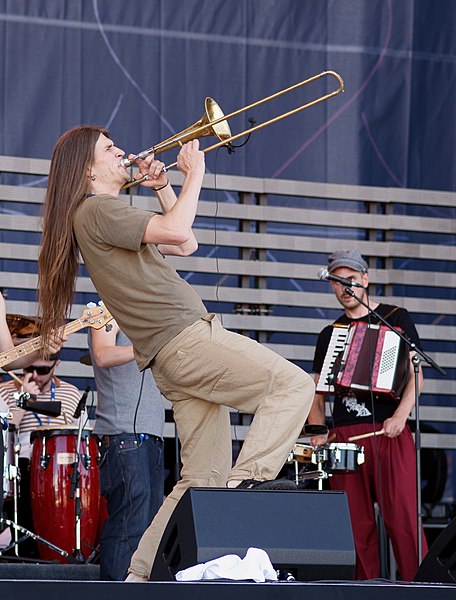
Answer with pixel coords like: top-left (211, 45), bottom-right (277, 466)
top-left (30, 426), bottom-right (100, 562)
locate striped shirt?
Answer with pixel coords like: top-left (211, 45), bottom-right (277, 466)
top-left (0, 377), bottom-right (81, 458)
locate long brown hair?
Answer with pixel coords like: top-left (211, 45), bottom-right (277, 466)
top-left (38, 125), bottom-right (108, 352)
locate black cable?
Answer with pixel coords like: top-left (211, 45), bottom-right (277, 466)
top-left (224, 117), bottom-right (257, 153)
top-left (133, 369), bottom-right (146, 441)
top-left (213, 147), bottom-right (223, 327)
top-left (213, 147), bottom-right (243, 444)
top-left (211, 117), bottom-right (257, 320)
top-left (123, 369), bottom-right (148, 552)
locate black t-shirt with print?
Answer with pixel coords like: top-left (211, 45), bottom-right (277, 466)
top-left (312, 304), bottom-right (421, 426)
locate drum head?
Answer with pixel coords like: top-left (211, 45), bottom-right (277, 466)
top-left (30, 426), bottom-right (93, 442)
top-left (328, 442), bottom-right (360, 451)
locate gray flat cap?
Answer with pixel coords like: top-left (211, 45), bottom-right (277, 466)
top-left (327, 250), bottom-right (368, 274)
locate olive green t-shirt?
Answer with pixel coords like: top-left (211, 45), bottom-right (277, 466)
top-left (73, 194), bottom-right (207, 370)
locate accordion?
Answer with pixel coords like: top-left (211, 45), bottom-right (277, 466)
top-left (316, 321), bottom-right (410, 400)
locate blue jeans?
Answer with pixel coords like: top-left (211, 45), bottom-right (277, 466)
top-left (98, 433), bottom-right (164, 580)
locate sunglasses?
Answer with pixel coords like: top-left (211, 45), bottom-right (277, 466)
top-left (23, 364), bottom-right (56, 375)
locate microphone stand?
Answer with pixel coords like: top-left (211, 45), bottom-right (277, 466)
top-left (69, 387), bottom-right (90, 563)
top-left (69, 414), bottom-right (85, 563)
top-left (344, 286), bottom-right (446, 567)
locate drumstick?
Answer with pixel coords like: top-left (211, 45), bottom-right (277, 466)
top-left (348, 428), bottom-right (385, 442)
top-left (7, 371), bottom-right (23, 386)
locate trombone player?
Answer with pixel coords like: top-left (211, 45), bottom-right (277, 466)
top-left (37, 125), bottom-right (315, 581)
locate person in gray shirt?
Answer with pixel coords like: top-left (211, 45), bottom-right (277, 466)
top-left (89, 320), bottom-right (164, 580)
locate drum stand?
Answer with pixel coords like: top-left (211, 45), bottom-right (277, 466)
top-left (0, 518), bottom-right (69, 560)
top-left (3, 428), bottom-right (21, 557)
top-left (1, 422), bottom-right (68, 560)
top-left (294, 464), bottom-right (330, 490)
top-left (288, 450), bottom-right (331, 490)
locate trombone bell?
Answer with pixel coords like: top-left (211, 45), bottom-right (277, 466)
top-left (121, 97), bottom-right (230, 168)
top-left (203, 97), bottom-right (232, 142)
top-left (154, 97), bottom-right (232, 153)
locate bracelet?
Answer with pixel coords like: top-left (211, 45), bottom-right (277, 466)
top-left (153, 180), bottom-right (169, 192)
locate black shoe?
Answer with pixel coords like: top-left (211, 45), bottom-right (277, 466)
top-left (236, 479), bottom-right (297, 490)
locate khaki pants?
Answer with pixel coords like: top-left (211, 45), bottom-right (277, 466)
top-left (129, 314), bottom-right (315, 578)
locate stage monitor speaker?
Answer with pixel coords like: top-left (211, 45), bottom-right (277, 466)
top-left (414, 515), bottom-right (456, 584)
top-left (151, 488), bottom-right (355, 581)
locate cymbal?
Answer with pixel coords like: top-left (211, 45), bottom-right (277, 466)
top-left (6, 313), bottom-right (40, 338)
top-left (79, 353), bottom-right (92, 366)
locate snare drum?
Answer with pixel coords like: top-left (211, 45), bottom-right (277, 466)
top-left (324, 442), bottom-right (365, 473)
top-left (30, 426), bottom-right (100, 562)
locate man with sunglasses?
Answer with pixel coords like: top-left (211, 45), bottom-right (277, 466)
top-left (0, 352), bottom-right (81, 557)
top-left (0, 289), bottom-right (64, 524)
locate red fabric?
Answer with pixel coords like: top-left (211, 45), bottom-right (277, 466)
top-left (328, 422), bottom-right (428, 581)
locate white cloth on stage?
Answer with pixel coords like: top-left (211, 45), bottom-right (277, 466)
top-left (175, 547), bottom-right (278, 582)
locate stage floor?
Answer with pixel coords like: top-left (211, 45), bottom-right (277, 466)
top-left (0, 569), bottom-right (455, 600)
top-left (1, 579), bottom-right (456, 600)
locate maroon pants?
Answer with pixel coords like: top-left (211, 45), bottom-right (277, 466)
top-left (328, 422), bottom-right (428, 581)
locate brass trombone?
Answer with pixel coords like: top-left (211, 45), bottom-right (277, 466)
top-left (121, 70), bottom-right (344, 190)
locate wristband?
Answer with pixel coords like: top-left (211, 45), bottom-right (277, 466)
top-left (153, 180), bottom-right (169, 192)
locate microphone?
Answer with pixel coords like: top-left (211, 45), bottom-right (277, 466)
top-left (317, 268), bottom-right (365, 288)
top-left (73, 386), bottom-right (91, 419)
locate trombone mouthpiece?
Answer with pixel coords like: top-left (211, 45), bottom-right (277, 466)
top-left (121, 148), bottom-right (156, 169)
top-left (120, 157), bottom-right (134, 168)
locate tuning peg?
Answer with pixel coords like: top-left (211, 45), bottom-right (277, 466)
top-left (98, 300), bottom-right (105, 306)
top-left (86, 302), bottom-right (96, 309)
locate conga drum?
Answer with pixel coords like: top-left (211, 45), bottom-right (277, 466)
top-left (30, 426), bottom-right (100, 562)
